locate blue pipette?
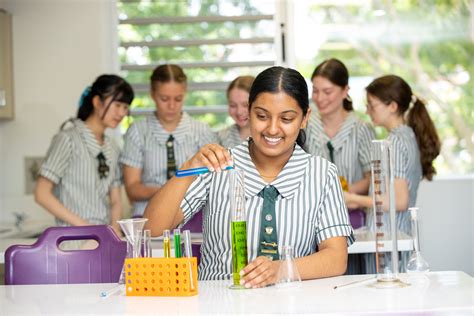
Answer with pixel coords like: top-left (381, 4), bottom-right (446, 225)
top-left (175, 165), bottom-right (234, 177)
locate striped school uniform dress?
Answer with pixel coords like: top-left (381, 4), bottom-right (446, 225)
top-left (366, 125), bottom-right (422, 272)
top-left (305, 110), bottom-right (375, 274)
top-left (180, 140), bottom-right (354, 280)
top-left (39, 119), bottom-right (122, 226)
top-left (304, 110), bottom-right (375, 184)
top-left (217, 124), bottom-right (245, 148)
top-left (120, 112), bottom-right (217, 216)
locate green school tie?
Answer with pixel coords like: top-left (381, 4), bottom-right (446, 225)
top-left (166, 135), bottom-right (176, 179)
top-left (257, 185), bottom-right (280, 260)
top-left (327, 141), bottom-right (335, 163)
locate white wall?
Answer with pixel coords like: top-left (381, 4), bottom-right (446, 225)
top-left (0, 0), bottom-right (118, 223)
top-left (417, 176), bottom-right (473, 276)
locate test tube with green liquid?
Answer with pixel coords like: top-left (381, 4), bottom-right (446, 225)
top-left (174, 228), bottom-right (182, 258)
top-left (229, 169), bottom-right (248, 289)
top-left (163, 229), bottom-right (171, 258)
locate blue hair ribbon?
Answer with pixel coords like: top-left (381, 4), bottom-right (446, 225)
top-left (78, 86), bottom-right (92, 108)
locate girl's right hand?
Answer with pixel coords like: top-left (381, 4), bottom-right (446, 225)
top-left (182, 143), bottom-right (233, 172)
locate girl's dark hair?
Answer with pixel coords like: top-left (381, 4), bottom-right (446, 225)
top-left (311, 58), bottom-right (353, 111)
top-left (249, 66), bottom-right (309, 148)
top-left (77, 74), bottom-right (134, 121)
top-left (366, 75), bottom-right (441, 180)
top-left (150, 64), bottom-right (187, 90)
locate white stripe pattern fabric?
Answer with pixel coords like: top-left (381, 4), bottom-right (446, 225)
top-left (304, 110), bottom-right (375, 184)
top-left (365, 125), bottom-right (422, 273)
top-left (39, 119), bottom-right (122, 226)
top-left (179, 140), bottom-right (354, 280)
top-left (120, 112), bottom-right (217, 215)
top-left (217, 124), bottom-right (244, 148)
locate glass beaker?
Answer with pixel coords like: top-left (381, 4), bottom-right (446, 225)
top-left (229, 169), bottom-right (248, 289)
top-left (276, 245), bottom-right (301, 289)
top-left (369, 140), bottom-right (406, 288)
top-left (406, 207), bottom-right (430, 273)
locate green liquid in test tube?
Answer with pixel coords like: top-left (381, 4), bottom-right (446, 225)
top-left (174, 228), bottom-right (182, 258)
top-left (229, 169), bottom-right (248, 289)
top-left (231, 220), bottom-right (248, 286)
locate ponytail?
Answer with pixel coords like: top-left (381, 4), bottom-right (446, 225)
top-left (407, 98), bottom-right (441, 180)
top-left (366, 75), bottom-right (441, 180)
top-left (342, 96), bottom-right (353, 111)
top-left (77, 86), bottom-right (95, 121)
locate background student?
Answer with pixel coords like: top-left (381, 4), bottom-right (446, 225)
top-left (344, 74), bottom-right (441, 272)
top-left (35, 74), bottom-right (134, 236)
top-left (305, 58), bottom-right (375, 195)
top-left (217, 75), bottom-right (255, 148)
top-left (144, 66), bottom-right (354, 287)
top-left (120, 64), bottom-right (216, 216)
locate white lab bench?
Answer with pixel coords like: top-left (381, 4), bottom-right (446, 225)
top-left (0, 271), bottom-right (472, 315)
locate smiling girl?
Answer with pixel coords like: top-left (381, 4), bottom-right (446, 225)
top-left (217, 75), bottom-right (255, 148)
top-left (144, 66), bottom-right (354, 287)
top-left (305, 59), bottom-right (375, 194)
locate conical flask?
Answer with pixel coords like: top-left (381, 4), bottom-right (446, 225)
top-left (276, 245), bottom-right (301, 289)
top-left (406, 207), bottom-right (430, 273)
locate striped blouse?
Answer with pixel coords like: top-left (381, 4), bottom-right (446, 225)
top-left (120, 112), bottom-right (217, 216)
top-left (39, 119), bottom-right (122, 226)
top-left (217, 124), bottom-right (244, 148)
top-left (180, 140), bottom-right (354, 280)
top-left (304, 110), bottom-right (375, 184)
top-left (367, 125), bottom-right (422, 235)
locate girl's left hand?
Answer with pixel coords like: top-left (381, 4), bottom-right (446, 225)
top-left (240, 256), bottom-right (280, 288)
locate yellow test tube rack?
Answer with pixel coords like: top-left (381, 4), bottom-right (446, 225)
top-left (124, 257), bottom-right (198, 296)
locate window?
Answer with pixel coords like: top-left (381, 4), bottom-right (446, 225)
top-left (292, 1), bottom-right (472, 175)
top-left (117, 0), bottom-right (472, 175)
top-left (117, 0), bottom-right (281, 130)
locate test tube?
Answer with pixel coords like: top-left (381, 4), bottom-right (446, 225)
top-left (183, 230), bottom-right (193, 258)
top-left (143, 229), bottom-right (152, 258)
top-left (163, 229), bottom-right (171, 258)
top-left (182, 229), bottom-right (195, 291)
top-left (174, 228), bottom-right (182, 258)
top-left (229, 169), bottom-right (248, 289)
